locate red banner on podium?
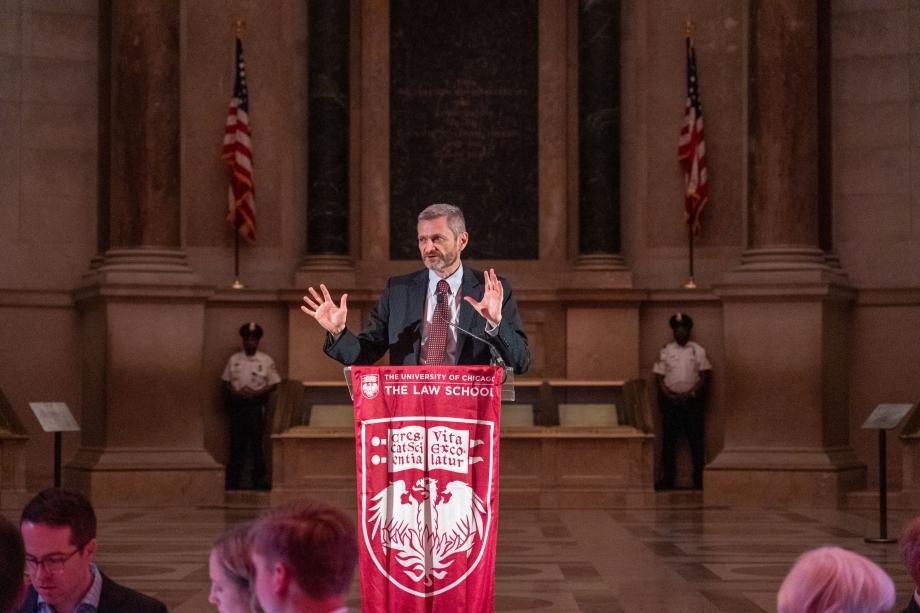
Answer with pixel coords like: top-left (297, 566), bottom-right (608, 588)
top-left (352, 365), bottom-right (502, 613)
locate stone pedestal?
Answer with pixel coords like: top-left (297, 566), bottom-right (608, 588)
top-left (67, 250), bottom-right (223, 505)
top-left (706, 271), bottom-right (865, 506)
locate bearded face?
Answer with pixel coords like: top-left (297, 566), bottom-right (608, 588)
top-left (417, 216), bottom-right (467, 277)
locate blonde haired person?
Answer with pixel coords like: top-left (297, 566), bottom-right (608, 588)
top-left (209, 524), bottom-right (261, 613)
top-left (777, 546), bottom-right (895, 613)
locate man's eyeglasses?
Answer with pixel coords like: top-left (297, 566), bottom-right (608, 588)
top-left (24, 547), bottom-right (82, 576)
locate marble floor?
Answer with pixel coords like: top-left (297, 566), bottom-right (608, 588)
top-left (4, 492), bottom-right (917, 612)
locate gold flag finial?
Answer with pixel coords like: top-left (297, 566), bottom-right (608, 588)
top-left (685, 19), bottom-right (696, 41)
top-left (232, 18), bottom-right (246, 38)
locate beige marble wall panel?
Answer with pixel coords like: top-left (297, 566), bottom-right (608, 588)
top-left (20, 195), bottom-right (95, 246)
top-left (836, 198), bottom-right (920, 287)
top-left (566, 307), bottom-right (639, 380)
top-left (0, 1), bottom-right (97, 289)
top-left (836, 147), bottom-right (910, 196)
top-left (182, 0), bottom-right (307, 286)
top-left (514, 302), bottom-right (566, 378)
top-left (20, 148), bottom-right (95, 198)
top-left (849, 302), bottom-right (920, 489)
top-left (722, 300), bottom-right (826, 449)
top-left (832, 3), bottom-right (919, 288)
top-left (0, 303), bottom-right (81, 489)
top-left (0, 100), bottom-right (20, 240)
top-left (24, 10), bottom-right (96, 59)
top-left (832, 6), bottom-right (909, 57)
top-left (24, 0), bottom-right (96, 16)
top-left (834, 102), bottom-right (910, 150)
top-left (21, 57), bottom-right (94, 102)
top-left (912, 99), bottom-right (920, 146)
top-left (21, 102), bottom-right (95, 148)
top-left (834, 56), bottom-right (909, 105)
top-left (836, 192), bottom-right (912, 245)
top-left (0, 55), bottom-right (20, 99)
top-left (103, 301), bottom-right (208, 447)
top-left (202, 301), bottom-right (288, 464)
top-left (0, 3), bottom-right (21, 56)
top-left (622, 0), bottom-right (744, 289)
top-left (832, 1), bottom-right (911, 14)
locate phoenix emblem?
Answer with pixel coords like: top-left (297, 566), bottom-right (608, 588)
top-left (368, 477), bottom-right (486, 585)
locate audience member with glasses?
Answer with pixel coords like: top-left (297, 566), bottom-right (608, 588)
top-left (17, 488), bottom-right (166, 613)
top-left (0, 516), bottom-right (25, 613)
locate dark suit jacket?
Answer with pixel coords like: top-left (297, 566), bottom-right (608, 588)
top-left (19, 572), bottom-right (167, 613)
top-left (902, 594), bottom-right (920, 613)
top-left (324, 266), bottom-right (531, 374)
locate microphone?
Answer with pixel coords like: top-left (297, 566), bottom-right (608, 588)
top-left (435, 309), bottom-right (508, 374)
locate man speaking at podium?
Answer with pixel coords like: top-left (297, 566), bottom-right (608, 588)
top-left (301, 203), bottom-right (531, 374)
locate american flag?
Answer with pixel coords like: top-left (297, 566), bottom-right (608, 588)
top-left (677, 36), bottom-right (708, 236)
top-left (222, 37), bottom-right (256, 243)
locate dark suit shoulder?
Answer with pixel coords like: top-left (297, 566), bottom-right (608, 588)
top-left (99, 574), bottom-right (168, 613)
top-left (386, 269), bottom-right (428, 288)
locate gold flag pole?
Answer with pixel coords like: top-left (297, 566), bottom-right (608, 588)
top-left (230, 17), bottom-right (246, 290)
top-left (682, 18), bottom-right (697, 290)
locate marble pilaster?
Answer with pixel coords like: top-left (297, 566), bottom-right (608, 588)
top-left (705, 0), bottom-right (863, 507)
top-left (68, 0), bottom-right (222, 505)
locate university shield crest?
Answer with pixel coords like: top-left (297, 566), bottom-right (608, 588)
top-left (360, 416), bottom-right (495, 595)
top-left (361, 373), bottom-right (379, 399)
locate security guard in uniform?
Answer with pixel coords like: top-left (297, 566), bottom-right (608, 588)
top-left (221, 322), bottom-right (281, 490)
top-left (652, 313), bottom-right (712, 490)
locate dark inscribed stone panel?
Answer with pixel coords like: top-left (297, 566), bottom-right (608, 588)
top-left (390, 0), bottom-right (538, 260)
top-left (579, 0), bottom-right (621, 255)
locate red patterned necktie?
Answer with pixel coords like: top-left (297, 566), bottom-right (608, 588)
top-left (426, 280), bottom-right (451, 365)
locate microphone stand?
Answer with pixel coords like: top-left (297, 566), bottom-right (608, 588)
top-left (435, 309), bottom-right (508, 383)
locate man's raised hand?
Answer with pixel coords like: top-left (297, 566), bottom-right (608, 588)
top-left (463, 268), bottom-right (503, 327)
top-left (301, 284), bottom-right (348, 336)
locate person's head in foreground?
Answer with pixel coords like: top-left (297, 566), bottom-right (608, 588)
top-left (209, 523), bottom-right (261, 613)
top-left (0, 515), bottom-right (25, 613)
top-left (20, 488), bottom-right (98, 613)
top-left (249, 499), bottom-right (357, 613)
top-left (777, 545), bottom-right (895, 613)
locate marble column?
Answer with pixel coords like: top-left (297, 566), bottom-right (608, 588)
top-left (706, 0), bottom-right (863, 507)
top-left (576, 0), bottom-right (627, 275)
top-left (300, 0), bottom-right (352, 273)
top-left (68, 0), bottom-right (222, 505)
